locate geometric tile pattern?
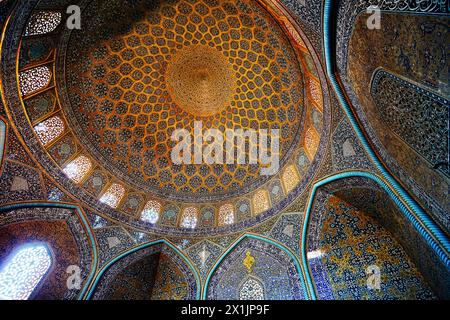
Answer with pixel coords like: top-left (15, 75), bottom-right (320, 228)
top-left (269, 212), bottom-right (303, 255)
top-left (185, 239), bottom-right (224, 280)
top-left (308, 195), bottom-right (436, 300)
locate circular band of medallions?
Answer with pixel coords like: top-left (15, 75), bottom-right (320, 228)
top-left (1, 0), bottom-right (331, 236)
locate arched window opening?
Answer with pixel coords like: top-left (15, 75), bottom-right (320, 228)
top-left (218, 203), bottom-right (234, 226)
top-left (180, 207), bottom-right (198, 229)
top-left (307, 77), bottom-right (322, 107)
top-left (252, 190), bottom-right (269, 215)
top-left (140, 200), bottom-right (162, 224)
top-left (24, 11), bottom-right (62, 36)
top-left (63, 155), bottom-right (92, 183)
top-left (33, 115), bottom-right (65, 146)
top-left (99, 183), bottom-right (125, 208)
top-left (0, 244), bottom-right (52, 300)
top-left (239, 277), bottom-right (265, 300)
top-left (282, 165), bottom-right (300, 193)
top-left (19, 66), bottom-right (52, 96)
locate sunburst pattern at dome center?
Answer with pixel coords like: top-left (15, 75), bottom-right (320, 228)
top-left (166, 45), bottom-right (236, 116)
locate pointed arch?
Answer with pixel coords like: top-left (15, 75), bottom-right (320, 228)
top-left (0, 202), bottom-right (98, 300)
top-left (63, 155), bottom-right (92, 183)
top-left (33, 115), bottom-right (65, 145)
top-left (24, 11), bottom-right (62, 36)
top-left (282, 164), bottom-right (300, 194)
top-left (239, 275), bottom-right (265, 300)
top-left (19, 65), bottom-right (52, 96)
top-left (99, 183), bottom-right (125, 208)
top-left (218, 203), bottom-right (234, 226)
top-left (252, 189), bottom-right (270, 215)
top-left (85, 239), bottom-right (201, 300)
top-left (140, 200), bottom-right (162, 224)
top-left (203, 233), bottom-right (310, 300)
top-left (301, 170), bottom-right (450, 299)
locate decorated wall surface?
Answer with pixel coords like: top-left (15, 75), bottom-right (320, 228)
top-left (0, 0), bottom-right (448, 301)
top-left (206, 237), bottom-right (306, 300)
top-left (91, 243), bottom-right (198, 300)
top-left (151, 252), bottom-right (192, 300)
top-left (308, 195), bottom-right (435, 300)
top-left (345, 11), bottom-right (449, 231)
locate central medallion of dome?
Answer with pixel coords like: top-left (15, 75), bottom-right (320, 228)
top-left (166, 45), bottom-right (236, 117)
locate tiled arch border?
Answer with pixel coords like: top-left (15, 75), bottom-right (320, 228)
top-left (301, 170), bottom-right (450, 300)
top-left (84, 239), bottom-right (202, 300)
top-left (0, 202), bottom-right (99, 299)
top-left (322, 1), bottom-right (450, 266)
top-left (202, 233), bottom-right (311, 300)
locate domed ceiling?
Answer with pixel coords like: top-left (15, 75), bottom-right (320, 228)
top-left (6, 0), bottom-right (330, 235)
top-left (62, 0), bottom-right (304, 200)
